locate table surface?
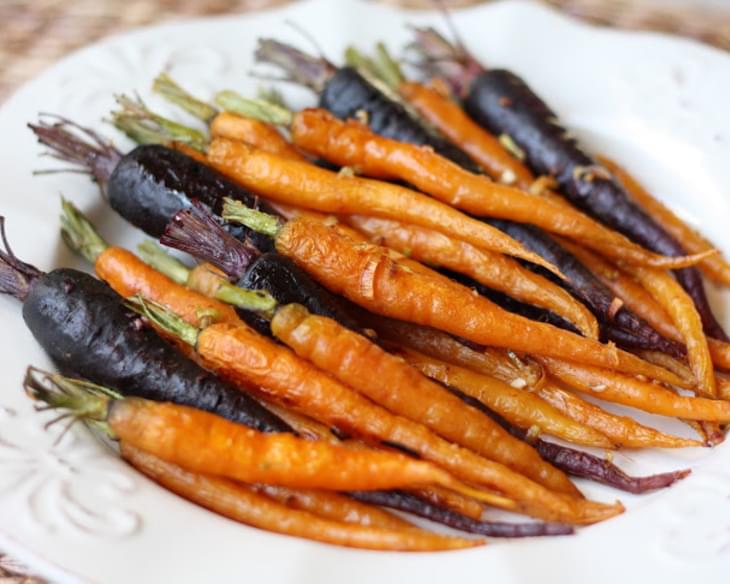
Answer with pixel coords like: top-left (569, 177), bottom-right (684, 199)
top-left (2, 0), bottom-right (729, 581)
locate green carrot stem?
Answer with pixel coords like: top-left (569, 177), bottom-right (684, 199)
top-left (137, 240), bottom-right (277, 315)
top-left (344, 46), bottom-right (380, 79)
top-left (23, 366), bottom-right (116, 435)
top-left (60, 197), bottom-right (110, 265)
top-left (152, 73), bottom-right (219, 124)
top-left (111, 94), bottom-right (209, 151)
top-left (214, 90), bottom-right (293, 127)
top-left (137, 240), bottom-right (191, 285)
top-left (125, 294), bottom-right (201, 347)
top-left (214, 281), bottom-right (277, 317)
top-left (373, 42), bottom-right (404, 90)
top-left (221, 198), bottom-right (283, 238)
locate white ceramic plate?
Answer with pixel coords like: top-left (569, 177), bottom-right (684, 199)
top-left (1, 0), bottom-right (730, 581)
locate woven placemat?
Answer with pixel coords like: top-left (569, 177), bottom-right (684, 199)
top-left (2, 0), bottom-right (730, 582)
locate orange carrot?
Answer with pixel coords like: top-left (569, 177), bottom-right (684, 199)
top-left (210, 111), bottom-right (306, 161)
top-left (270, 302), bottom-right (581, 491)
top-left (122, 444), bottom-right (479, 551)
top-left (399, 80), bottom-right (534, 187)
top-left (601, 156), bottom-right (730, 286)
top-left (540, 357), bottom-right (730, 421)
top-left (114, 398), bottom-right (465, 491)
top-left (289, 108), bottom-right (707, 270)
top-left (131, 299), bottom-right (622, 525)
top-left (346, 215), bottom-right (599, 339)
top-left (96, 247), bottom-right (241, 327)
top-left (206, 137), bottom-right (563, 276)
top-left (248, 213), bottom-right (684, 385)
top-left (367, 315), bottom-right (702, 448)
top-left (623, 265), bottom-right (715, 397)
top-left (395, 347), bottom-right (615, 449)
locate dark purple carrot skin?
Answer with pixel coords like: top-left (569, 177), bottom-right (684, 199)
top-left (256, 43), bottom-right (688, 354)
top-left (449, 386), bottom-right (689, 495)
top-left (29, 119), bottom-right (365, 334)
top-left (463, 69), bottom-right (727, 341)
top-left (0, 232), bottom-right (291, 433)
top-left (320, 67), bottom-right (482, 172)
top-left (253, 40), bottom-right (482, 172)
top-left (351, 490), bottom-right (573, 537)
top-left (529, 440), bottom-right (692, 494)
top-left (28, 119), bottom-right (276, 252)
top-left (161, 203), bottom-right (365, 336)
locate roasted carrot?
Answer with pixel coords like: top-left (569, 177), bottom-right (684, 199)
top-left (224, 205), bottom-right (683, 385)
top-left (250, 484), bottom-right (414, 529)
top-left (540, 357), bottom-right (730, 422)
top-left (211, 111), bottom-right (305, 160)
top-left (557, 234), bottom-right (714, 393)
top-left (206, 137), bottom-right (563, 276)
top-left (345, 215), bottom-right (599, 339)
top-left (602, 156), bottom-right (730, 286)
top-left (394, 347), bottom-right (614, 449)
top-left (411, 26), bottom-right (727, 340)
top-left (130, 297), bottom-right (623, 524)
top-left (285, 107), bottom-right (704, 270)
top-left (398, 80), bottom-right (533, 186)
top-left (26, 370), bottom-right (470, 492)
top-left (367, 316), bottom-right (701, 448)
top-left (623, 265), bottom-right (715, 397)
top-left (63, 205), bottom-right (585, 516)
top-left (570, 245), bottom-right (730, 373)
top-left (270, 302), bottom-right (582, 490)
top-left (121, 444), bottom-right (479, 551)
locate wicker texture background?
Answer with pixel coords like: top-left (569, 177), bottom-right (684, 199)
top-left (2, 0), bottom-right (729, 582)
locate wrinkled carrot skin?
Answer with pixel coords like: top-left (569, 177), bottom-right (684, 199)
top-left (602, 156), bottom-right (730, 285)
top-left (290, 109), bottom-right (705, 270)
top-left (95, 247), bottom-right (240, 327)
top-left (398, 348), bottom-right (614, 449)
top-left (270, 303), bottom-right (579, 494)
top-left (206, 137), bottom-right (562, 276)
top-left (369, 316), bottom-right (702, 448)
top-left (89, 245), bottom-right (599, 520)
top-left (110, 398), bottom-right (456, 491)
top-left (399, 81), bottom-right (534, 186)
top-left (276, 217), bottom-right (683, 385)
top-left (346, 215), bottom-right (599, 339)
top-left (121, 444), bottom-right (478, 551)
top-left (251, 484), bottom-right (414, 530)
top-left (96, 244), bottom-right (621, 522)
top-left (412, 487), bottom-right (485, 521)
top-left (540, 357), bottom-right (730, 422)
top-left (625, 266), bottom-right (715, 397)
top-left (210, 112), bottom-right (306, 162)
top-left (195, 321), bottom-right (626, 524)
